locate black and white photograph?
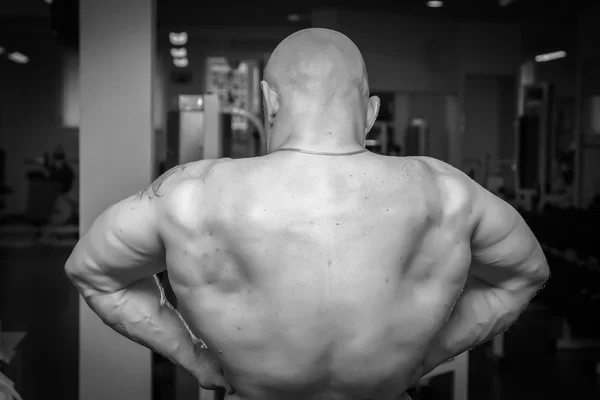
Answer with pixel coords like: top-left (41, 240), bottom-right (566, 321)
top-left (0, 1), bottom-right (599, 399)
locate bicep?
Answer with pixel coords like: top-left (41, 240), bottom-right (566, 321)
top-left (66, 193), bottom-right (165, 296)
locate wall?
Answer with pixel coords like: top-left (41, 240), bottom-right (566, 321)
top-left (333, 10), bottom-right (522, 169)
top-left (340, 12), bottom-right (461, 93)
top-left (338, 12), bottom-right (522, 93)
top-left (535, 58), bottom-right (576, 98)
top-left (463, 75), bottom-right (516, 182)
top-left (463, 76), bottom-right (503, 165)
top-left (522, 18), bottom-right (577, 99)
top-left (0, 31), bottom-right (168, 216)
top-left (0, 0), bottom-right (48, 17)
top-left (0, 35), bottom-right (78, 215)
top-left (458, 22), bottom-right (522, 76)
top-left (577, 5), bottom-right (600, 206)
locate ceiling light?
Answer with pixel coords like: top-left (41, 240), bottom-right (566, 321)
top-left (427, 0), bottom-right (444, 7)
top-left (534, 50), bottom-right (567, 63)
top-left (8, 52), bottom-right (29, 64)
top-left (173, 57), bottom-right (189, 68)
top-left (169, 32), bottom-right (188, 46)
top-left (287, 14), bottom-right (301, 22)
top-left (44, 0), bottom-right (53, 4)
top-left (170, 47), bottom-right (187, 58)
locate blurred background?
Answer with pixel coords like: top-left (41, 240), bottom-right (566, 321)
top-left (0, 0), bottom-right (599, 399)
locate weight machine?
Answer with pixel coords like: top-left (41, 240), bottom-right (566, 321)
top-left (165, 93), bottom-right (265, 169)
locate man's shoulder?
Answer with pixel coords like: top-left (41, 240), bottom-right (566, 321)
top-left (400, 156), bottom-right (475, 215)
top-left (160, 157), bottom-right (260, 202)
top-left (402, 157), bottom-right (470, 186)
top-left (399, 156), bottom-right (454, 176)
top-left (168, 157), bottom-right (246, 183)
top-left (153, 159), bottom-right (235, 224)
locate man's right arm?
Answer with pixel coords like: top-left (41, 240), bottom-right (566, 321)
top-left (420, 174), bottom-right (550, 376)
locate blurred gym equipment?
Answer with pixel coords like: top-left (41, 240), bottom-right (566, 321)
top-left (516, 84), bottom-right (559, 211)
top-left (516, 59), bottom-right (600, 353)
top-left (365, 92), bottom-right (400, 155)
top-left (484, 59), bottom-right (600, 373)
top-left (513, 59), bottom-right (579, 212)
top-left (165, 94), bottom-right (265, 169)
top-left (0, 151), bottom-right (79, 247)
top-left (405, 118), bottom-right (429, 157)
top-left (521, 206), bottom-right (600, 352)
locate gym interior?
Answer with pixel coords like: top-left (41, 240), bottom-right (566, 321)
top-left (1, 0), bottom-right (599, 399)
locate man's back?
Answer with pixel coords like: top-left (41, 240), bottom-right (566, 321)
top-left (161, 153), bottom-right (473, 400)
top-left (65, 27), bottom-right (548, 400)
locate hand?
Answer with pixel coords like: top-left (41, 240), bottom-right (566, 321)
top-left (192, 344), bottom-right (235, 394)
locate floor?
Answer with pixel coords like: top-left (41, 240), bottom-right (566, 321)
top-left (0, 244), bottom-right (78, 400)
top-left (1, 243), bottom-right (599, 400)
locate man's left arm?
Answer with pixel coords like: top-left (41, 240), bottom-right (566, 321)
top-left (65, 165), bottom-right (230, 391)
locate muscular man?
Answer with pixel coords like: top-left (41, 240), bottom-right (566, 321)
top-left (65, 28), bottom-right (549, 400)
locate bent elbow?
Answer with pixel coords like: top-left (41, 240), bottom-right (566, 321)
top-left (522, 243), bottom-right (550, 288)
top-left (64, 248), bottom-right (98, 298)
top-left (534, 262), bottom-right (550, 287)
top-left (64, 254), bottom-right (80, 283)
top-left (64, 259), bottom-right (88, 295)
top-left (531, 248), bottom-right (551, 284)
top-left (519, 262), bottom-right (550, 300)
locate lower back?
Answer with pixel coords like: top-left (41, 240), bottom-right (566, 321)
top-left (181, 280), bottom-right (451, 400)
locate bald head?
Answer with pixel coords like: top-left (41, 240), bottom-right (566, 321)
top-left (265, 28), bottom-right (369, 102)
top-left (261, 28), bottom-right (379, 152)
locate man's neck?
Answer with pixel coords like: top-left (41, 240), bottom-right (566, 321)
top-left (270, 136), bottom-right (365, 154)
top-left (269, 121), bottom-right (365, 153)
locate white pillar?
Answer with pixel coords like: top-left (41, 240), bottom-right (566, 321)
top-left (79, 1), bottom-right (155, 400)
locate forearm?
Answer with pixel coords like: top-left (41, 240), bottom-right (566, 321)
top-left (73, 275), bottom-right (202, 378)
top-left (421, 274), bottom-right (542, 376)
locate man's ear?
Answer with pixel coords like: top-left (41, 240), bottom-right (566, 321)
top-left (260, 80), bottom-right (279, 124)
top-left (365, 95), bottom-right (380, 135)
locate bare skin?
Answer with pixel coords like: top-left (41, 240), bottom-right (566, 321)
top-left (164, 154), bottom-right (472, 400)
top-left (65, 28), bottom-right (549, 400)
